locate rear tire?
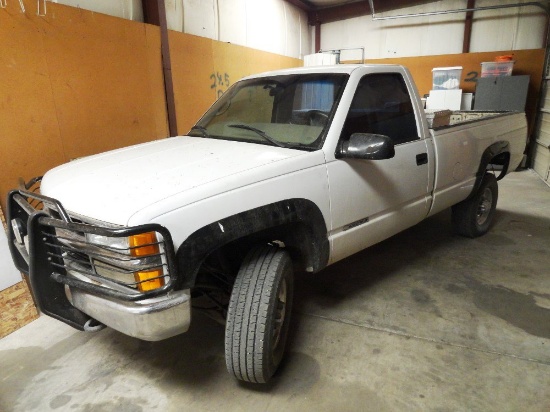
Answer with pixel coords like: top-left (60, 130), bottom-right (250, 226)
top-left (452, 173), bottom-right (498, 238)
top-left (225, 245), bottom-right (294, 383)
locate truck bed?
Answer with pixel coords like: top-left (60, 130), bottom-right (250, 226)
top-left (425, 109), bottom-right (511, 129)
top-left (427, 111), bottom-right (527, 217)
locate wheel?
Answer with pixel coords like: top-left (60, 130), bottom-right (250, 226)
top-left (305, 110), bottom-right (329, 127)
top-left (225, 245), bottom-right (294, 383)
top-left (452, 173), bottom-right (498, 238)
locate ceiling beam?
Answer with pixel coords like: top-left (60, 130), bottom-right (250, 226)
top-left (285, 0), bottom-right (315, 13)
top-left (308, 0), bottom-right (441, 25)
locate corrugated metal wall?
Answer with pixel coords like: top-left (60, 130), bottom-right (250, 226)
top-left (532, 59), bottom-right (550, 182)
top-left (320, 0), bottom-right (547, 60)
top-left (54, 0), bottom-right (311, 59)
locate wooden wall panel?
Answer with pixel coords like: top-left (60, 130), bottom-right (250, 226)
top-left (42, 6), bottom-right (169, 160)
top-left (169, 33), bottom-right (216, 136)
top-left (0, 1), bottom-right (168, 213)
top-left (171, 35), bottom-right (302, 134)
top-left (0, 5), bottom-right (66, 213)
top-left (0, 0), bottom-right (301, 213)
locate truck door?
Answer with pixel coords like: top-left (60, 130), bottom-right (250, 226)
top-left (327, 72), bottom-right (431, 263)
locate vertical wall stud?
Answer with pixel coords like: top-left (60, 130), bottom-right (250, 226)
top-left (462, 0), bottom-right (475, 53)
top-left (315, 22), bottom-right (321, 52)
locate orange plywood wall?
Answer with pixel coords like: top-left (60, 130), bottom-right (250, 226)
top-left (170, 34), bottom-right (302, 134)
top-left (362, 49), bottom-right (545, 134)
top-left (0, 1), bottom-right (302, 213)
top-left (0, 1), bottom-right (168, 212)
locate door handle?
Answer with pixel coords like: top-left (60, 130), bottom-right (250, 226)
top-left (416, 153), bottom-right (428, 165)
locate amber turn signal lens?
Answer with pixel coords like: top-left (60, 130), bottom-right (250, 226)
top-left (129, 232), bottom-right (165, 292)
top-left (129, 232), bottom-right (158, 256)
top-left (134, 269), bottom-right (164, 292)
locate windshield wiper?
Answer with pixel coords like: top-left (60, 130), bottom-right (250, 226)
top-left (228, 124), bottom-right (289, 148)
top-left (189, 125), bottom-right (212, 139)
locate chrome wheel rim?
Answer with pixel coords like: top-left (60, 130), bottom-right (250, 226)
top-left (476, 187), bottom-right (493, 226)
top-left (272, 278), bottom-right (287, 349)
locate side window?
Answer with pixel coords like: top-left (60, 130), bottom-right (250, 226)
top-left (341, 73), bottom-right (418, 145)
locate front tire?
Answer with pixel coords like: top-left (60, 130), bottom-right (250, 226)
top-left (225, 245), bottom-right (294, 383)
top-left (452, 173), bottom-right (498, 238)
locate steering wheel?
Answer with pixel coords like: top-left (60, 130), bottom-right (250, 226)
top-left (305, 110), bottom-right (329, 127)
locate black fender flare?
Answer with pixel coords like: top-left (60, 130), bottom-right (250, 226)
top-left (469, 140), bottom-right (510, 199)
top-left (175, 198), bottom-right (329, 289)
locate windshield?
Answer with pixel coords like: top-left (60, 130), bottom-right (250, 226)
top-left (190, 73), bottom-right (348, 150)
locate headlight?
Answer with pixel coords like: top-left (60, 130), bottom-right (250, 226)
top-left (86, 233), bottom-right (129, 251)
top-left (85, 232), bottom-right (166, 292)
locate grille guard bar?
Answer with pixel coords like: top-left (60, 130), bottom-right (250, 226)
top-left (7, 180), bottom-right (180, 331)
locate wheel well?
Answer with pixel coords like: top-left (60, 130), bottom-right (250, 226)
top-left (487, 151), bottom-right (510, 180)
top-left (198, 221), bottom-right (320, 282)
top-left (176, 199), bottom-right (329, 290)
top-left (468, 141), bottom-right (510, 200)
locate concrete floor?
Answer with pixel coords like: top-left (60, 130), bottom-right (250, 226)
top-left (1, 169), bottom-right (549, 411)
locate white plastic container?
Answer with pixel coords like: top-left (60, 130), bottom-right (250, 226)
top-left (432, 66), bottom-right (463, 90)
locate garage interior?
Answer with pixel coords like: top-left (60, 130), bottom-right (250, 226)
top-left (0, 0), bottom-right (549, 410)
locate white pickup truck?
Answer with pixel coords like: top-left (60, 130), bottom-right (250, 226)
top-left (8, 65), bottom-right (527, 383)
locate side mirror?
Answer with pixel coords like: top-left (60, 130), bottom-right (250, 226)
top-left (339, 133), bottom-right (395, 160)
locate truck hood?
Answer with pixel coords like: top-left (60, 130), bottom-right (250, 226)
top-left (40, 136), bottom-right (317, 225)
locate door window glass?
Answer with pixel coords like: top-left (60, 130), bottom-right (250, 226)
top-left (341, 73), bottom-right (418, 145)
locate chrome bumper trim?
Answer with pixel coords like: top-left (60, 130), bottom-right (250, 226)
top-left (66, 286), bottom-right (191, 341)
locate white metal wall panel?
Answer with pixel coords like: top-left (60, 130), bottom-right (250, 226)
top-left (165, 0), bottom-right (184, 32)
top-left (470, 0), bottom-right (546, 52)
top-left (321, 0), bottom-right (545, 59)
top-left (246, 0), bottom-right (286, 56)
top-left (218, 0), bottom-right (247, 46)
top-left (183, 0), bottom-right (218, 39)
top-left (284, 4), bottom-right (302, 58)
top-left (380, 0), bottom-right (466, 58)
top-left (532, 58), bottom-right (550, 182)
top-left (53, 0), bottom-right (308, 59)
top-left (52, 0), bottom-right (144, 21)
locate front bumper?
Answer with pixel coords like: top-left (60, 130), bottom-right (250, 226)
top-left (7, 181), bottom-right (191, 341)
top-left (66, 286), bottom-right (190, 341)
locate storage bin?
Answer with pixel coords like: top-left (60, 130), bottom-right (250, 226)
top-left (432, 67), bottom-right (462, 90)
top-left (481, 61), bottom-right (514, 77)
